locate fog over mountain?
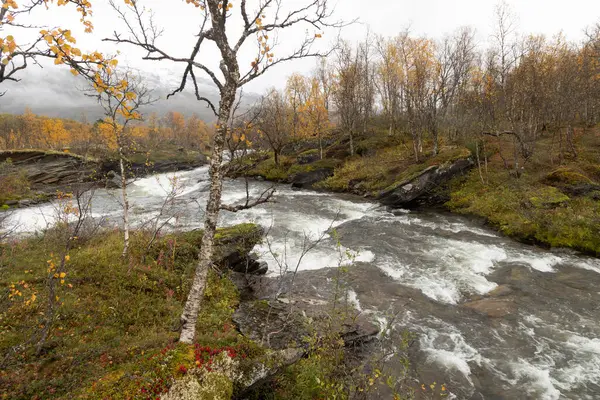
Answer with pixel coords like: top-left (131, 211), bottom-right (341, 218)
top-left (0, 67), bottom-right (260, 122)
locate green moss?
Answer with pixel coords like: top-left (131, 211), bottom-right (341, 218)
top-left (249, 157), bottom-right (294, 181)
top-left (528, 186), bottom-right (570, 208)
top-left (213, 223), bottom-right (261, 242)
top-left (323, 146), bottom-right (471, 196)
top-left (298, 148), bottom-right (319, 157)
top-left (447, 169), bottom-right (600, 255)
top-left (288, 158), bottom-right (341, 176)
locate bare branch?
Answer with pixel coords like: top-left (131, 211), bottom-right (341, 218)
top-left (220, 185), bottom-right (276, 212)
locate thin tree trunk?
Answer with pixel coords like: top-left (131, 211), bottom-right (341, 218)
top-left (318, 131), bottom-right (323, 160)
top-left (411, 125), bottom-right (419, 163)
top-left (513, 136), bottom-right (520, 178)
top-left (483, 139), bottom-right (489, 184)
top-left (349, 120), bottom-right (355, 156)
top-left (476, 141), bottom-right (484, 185)
top-left (567, 124), bottom-right (577, 159)
top-left (179, 86), bottom-right (235, 344)
top-left (119, 147), bottom-right (130, 258)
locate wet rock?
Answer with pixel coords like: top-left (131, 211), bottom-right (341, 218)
top-left (218, 251), bottom-right (268, 275)
top-left (462, 297), bottom-right (516, 318)
top-left (290, 168), bottom-right (334, 190)
top-left (561, 183), bottom-right (600, 197)
top-left (487, 284), bottom-right (513, 297)
top-left (17, 199), bottom-right (33, 207)
top-left (377, 158), bottom-right (474, 208)
top-left (104, 170), bottom-right (122, 189)
top-left (233, 296), bottom-right (379, 350)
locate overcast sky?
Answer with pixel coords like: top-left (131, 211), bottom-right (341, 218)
top-left (3, 0), bottom-right (600, 112)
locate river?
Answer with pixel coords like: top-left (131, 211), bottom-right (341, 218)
top-left (6, 166), bottom-right (600, 399)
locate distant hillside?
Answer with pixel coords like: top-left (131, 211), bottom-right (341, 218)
top-left (0, 68), bottom-right (260, 122)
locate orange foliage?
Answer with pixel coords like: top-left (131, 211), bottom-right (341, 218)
top-left (0, 110), bottom-right (213, 151)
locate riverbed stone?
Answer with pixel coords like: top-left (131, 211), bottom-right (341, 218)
top-left (487, 284), bottom-right (513, 297)
top-left (462, 297), bottom-right (516, 318)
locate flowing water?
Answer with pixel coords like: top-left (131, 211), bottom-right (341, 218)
top-left (7, 166), bottom-right (600, 399)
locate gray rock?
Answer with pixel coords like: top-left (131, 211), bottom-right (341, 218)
top-left (377, 157), bottom-right (474, 208)
top-left (462, 297), bottom-right (516, 318)
top-left (297, 151), bottom-right (320, 165)
top-left (233, 296), bottom-right (379, 350)
top-left (104, 171), bottom-right (122, 189)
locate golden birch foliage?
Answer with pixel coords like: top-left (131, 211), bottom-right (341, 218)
top-left (42, 119), bottom-right (69, 146)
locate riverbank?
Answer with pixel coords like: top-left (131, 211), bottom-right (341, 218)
top-left (0, 147), bottom-right (207, 208)
top-left (228, 129), bottom-right (600, 256)
top-left (4, 163), bottom-right (600, 398)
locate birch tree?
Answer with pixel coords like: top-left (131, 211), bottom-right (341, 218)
top-left (106, 0), bottom-right (343, 343)
top-left (86, 68), bottom-right (154, 257)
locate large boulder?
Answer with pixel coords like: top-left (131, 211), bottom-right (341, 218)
top-left (290, 168), bottom-right (334, 190)
top-left (233, 296), bottom-right (379, 350)
top-left (213, 224), bottom-right (267, 275)
top-left (377, 157), bottom-right (474, 208)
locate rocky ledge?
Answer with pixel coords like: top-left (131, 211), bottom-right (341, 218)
top-left (0, 150), bottom-right (207, 207)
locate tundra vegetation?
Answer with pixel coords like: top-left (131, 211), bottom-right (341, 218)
top-left (1, 0), bottom-right (600, 399)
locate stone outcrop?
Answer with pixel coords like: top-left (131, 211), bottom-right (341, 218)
top-left (462, 285), bottom-right (516, 318)
top-left (377, 157), bottom-right (474, 208)
top-left (233, 296), bottom-right (379, 350)
top-left (0, 150), bottom-right (207, 207)
top-left (0, 150), bottom-right (98, 189)
top-left (213, 224), bottom-right (267, 275)
top-left (104, 170), bottom-right (122, 189)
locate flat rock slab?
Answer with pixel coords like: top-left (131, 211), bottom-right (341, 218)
top-left (462, 297), bottom-right (517, 318)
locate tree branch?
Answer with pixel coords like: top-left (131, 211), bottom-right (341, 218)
top-left (220, 184), bottom-right (276, 212)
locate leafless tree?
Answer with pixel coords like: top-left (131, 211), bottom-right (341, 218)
top-left (0, 0), bottom-right (118, 96)
top-left (256, 88), bottom-right (291, 165)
